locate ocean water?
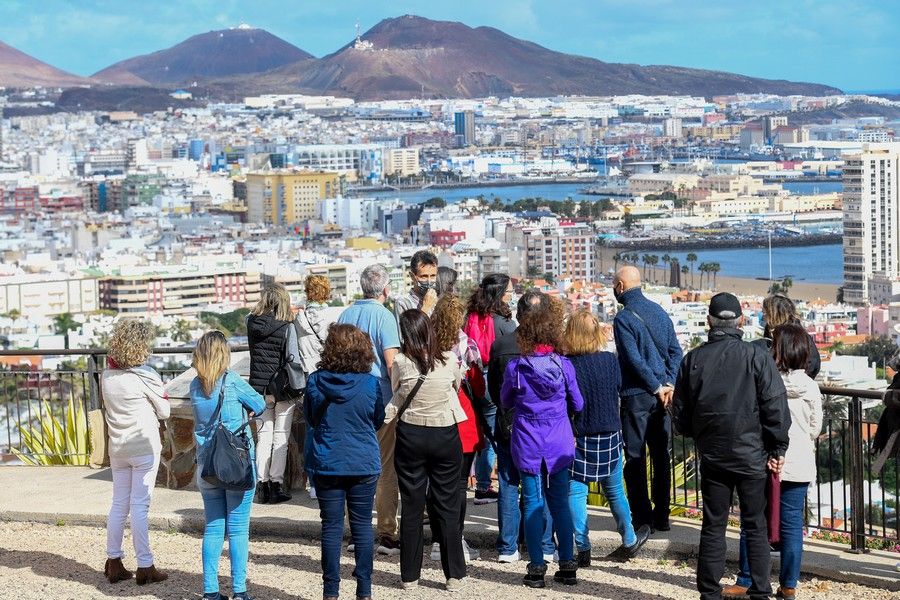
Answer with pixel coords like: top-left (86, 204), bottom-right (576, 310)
top-left (625, 245), bottom-right (844, 284)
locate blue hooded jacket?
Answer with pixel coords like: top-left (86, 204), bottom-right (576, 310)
top-left (304, 370), bottom-right (385, 477)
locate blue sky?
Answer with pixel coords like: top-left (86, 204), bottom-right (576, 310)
top-left (2, 0), bottom-right (897, 91)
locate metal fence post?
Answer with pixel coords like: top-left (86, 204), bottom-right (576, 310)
top-left (86, 353), bottom-right (101, 412)
top-left (847, 395), bottom-right (868, 553)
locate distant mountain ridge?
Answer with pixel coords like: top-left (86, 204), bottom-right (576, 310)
top-left (0, 41), bottom-right (92, 88)
top-left (92, 26), bottom-right (314, 85)
top-left (2, 15), bottom-right (843, 100)
top-left (275, 15), bottom-right (840, 99)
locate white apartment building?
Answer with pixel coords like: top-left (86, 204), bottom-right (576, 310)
top-left (292, 143), bottom-right (384, 183)
top-left (843, 144), bottom-right (900, 305)
top-left (0, 273), bottom-right (99, 318)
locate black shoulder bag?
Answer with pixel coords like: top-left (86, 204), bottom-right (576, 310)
top-left (200, 371), bottom-right (255, 491)
top-left (268, 321), bottom-right (307, 404)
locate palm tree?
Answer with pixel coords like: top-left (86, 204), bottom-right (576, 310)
top-left (648, 255), bottom-right (660, 283)
top-left (710, 262), bottom-right (721, 290)
top-left (613, 251), bottom-right (623, 272)
top-left (680, 264), bottom-right (690, 289)
top-left (661, 254), bottom-right (671, 285)
top-left (641, 254), bottom-right (652, 279)
top-left (171, 319), bottom-right (193, 344)
top-left (698, 263), bottom-right (709, 289)
top-left (629, 252), bottom-right (639, 265)
top-left (53, 313), bottom-right (82, 350)
top-left (686, 253), bottom-right (698, 287)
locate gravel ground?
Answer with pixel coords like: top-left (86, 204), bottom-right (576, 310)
top-left (0, 521), bottom-right (896, 600)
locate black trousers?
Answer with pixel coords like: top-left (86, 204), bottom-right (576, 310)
top-left (621, 391), bottom-right (671, 527)
top-left (395, 421), bottom-right (466, 582)
top-left (430, 451), bottom-right (476, 545)
top-left (698, 468), bottom-right (771, 600)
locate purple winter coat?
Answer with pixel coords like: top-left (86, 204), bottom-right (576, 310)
top-left (500, 351), bottom-right (585, 475)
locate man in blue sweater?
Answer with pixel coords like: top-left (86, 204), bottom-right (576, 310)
top-left (612, 266), bottom-right (683, 533)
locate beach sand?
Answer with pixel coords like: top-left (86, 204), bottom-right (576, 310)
top-left (596, 246), bottom-right (840, 302)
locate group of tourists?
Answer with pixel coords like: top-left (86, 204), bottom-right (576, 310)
top-left (98, 250), bottom-right (825, 600)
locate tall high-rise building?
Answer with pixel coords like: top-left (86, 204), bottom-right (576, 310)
top-left (246, 170), bottom-right (339, 225)
top-left (454, 111), bottom-right (475, 146)
top-left (663, 117), bottom-right (683, 139)
top-left (843, 144), bottom-right (900, 305)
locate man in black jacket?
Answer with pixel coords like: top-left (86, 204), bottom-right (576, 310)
top-left (487, 289), bottom-right (551, 563)
top-left (673, 293), bottom-right (790, 600)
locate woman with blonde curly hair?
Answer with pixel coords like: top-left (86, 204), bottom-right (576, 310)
top-left (500, 298), bottom-right (584, 588)
top-left (102, 318), bottom-right (170, 585)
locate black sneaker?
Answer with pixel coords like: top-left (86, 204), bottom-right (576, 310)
top-left (253, 481), bottom-right (270, 504)
top-left (232, 593), bottom-right (254, 600)
top-left (653, 519), bottom-right (671, 532)
top-left (553, 560), bottom-right (578, 585)
top-left (376, 536), bottom-right (401, 556)
top-left (577, 549), bottom-right (591, 568)
top-left (474, 488), bottom-right (499, 505)
top-left (523, 562), bottom-right (547, 588)
top-left (203, 594), bottom-right (228, 600)
top-left (624, 525), bottom-right (652, 559)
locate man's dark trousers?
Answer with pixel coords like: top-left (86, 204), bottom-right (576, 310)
top-left (698, 467), bottom-right (771, 599)
top-left (621, 391), bottom-right (671, 528)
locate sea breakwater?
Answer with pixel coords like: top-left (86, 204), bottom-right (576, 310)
top-left (605, 232), bottom-right (842, 251)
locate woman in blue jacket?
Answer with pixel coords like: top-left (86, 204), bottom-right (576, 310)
top-left (305, 324), bottom-right (385, 600)
top-left (191, 331), bottom-right (266, 600)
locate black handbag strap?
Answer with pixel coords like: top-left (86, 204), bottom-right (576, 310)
top-left (396, 373), bottom-right (427, 422)
top-left (207, 370), bottom-right (250, 434)
top-left (304, 309), bottom-right (325, 346)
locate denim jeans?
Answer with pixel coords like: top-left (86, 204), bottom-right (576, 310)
top-left (475, 403), bottom-right (497, 491)
top-left (569, 456), bottom-right (636, 551)
top-left (496, 445), bottom-right (555, 557)
top-left (198, 477), bottom-right (255, 595)
top-left (315, 474), bottom-right (378, 598)
top-left (736, 481), bottom-right (809, 590)
top-left (521, 467), bottom-right (574, 566)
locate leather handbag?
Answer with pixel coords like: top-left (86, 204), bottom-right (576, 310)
top-left (268, 321), bottom-right (306, 404)
top-left (200, 372), bottom-right (255, 491)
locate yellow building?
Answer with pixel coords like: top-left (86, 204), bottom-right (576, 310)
top-left (346, 237), bottom-right (390, 251)
top-left (246, 170), bottom-right (339, 225)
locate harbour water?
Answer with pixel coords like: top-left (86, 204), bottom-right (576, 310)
top-left (616, 245), bottom-right (844, 284)
top-left (358, 181), bottom-right (845, 285)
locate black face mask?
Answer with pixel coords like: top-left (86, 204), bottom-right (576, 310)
top-left (613, 287), bottom-right (624, 302)
top-left (416, 280), bottom-right (436, 294)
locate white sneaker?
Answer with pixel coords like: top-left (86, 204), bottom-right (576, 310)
top-left (462, 538), bottom-right (480, 562)
top-left (347, 544), bottom-right (355, 552)
top-left (498, 549), bottom-right (520, 563)
top-left (543, 551), bottom-right (559, 563)
top-left (401, 579), bottom-right (419, 589)
top-left (446, 577), bottom-right (463, 592)
top-left (430, 542), bottom-right (441, 561)
top-left (308, 486), bottom-right (317, 500)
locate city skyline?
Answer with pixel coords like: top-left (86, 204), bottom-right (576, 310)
top-left (1, 0), bottom-right (897, 92)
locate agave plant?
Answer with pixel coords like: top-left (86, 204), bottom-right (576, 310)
top-left (588, 455), bottom-right (698, 517)
top-left (12, 397), bottom-right (90, 466)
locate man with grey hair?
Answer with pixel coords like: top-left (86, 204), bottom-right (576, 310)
top-left (673, 292), bottom-right (790, 600)
top-left (338, 264), bottom-right (402, 555)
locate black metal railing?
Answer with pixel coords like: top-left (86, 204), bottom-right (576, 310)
top-left (0, 348), bottom-right (895, 552)
top-left (666, 386), bottom-right (892, 553)
top-left (0, 346), bottom-right (247, 465)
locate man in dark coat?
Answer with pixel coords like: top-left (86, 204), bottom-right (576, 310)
top-left (673, 292), bottom-right (791, 600)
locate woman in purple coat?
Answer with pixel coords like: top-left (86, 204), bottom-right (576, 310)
top-left (500, 299), bottom-right (584, 588)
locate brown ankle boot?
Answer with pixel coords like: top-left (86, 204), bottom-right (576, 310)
top-left (135, 564), bottom-right (168, 585)
top-left (104, 558), bottom-right (133, 583)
